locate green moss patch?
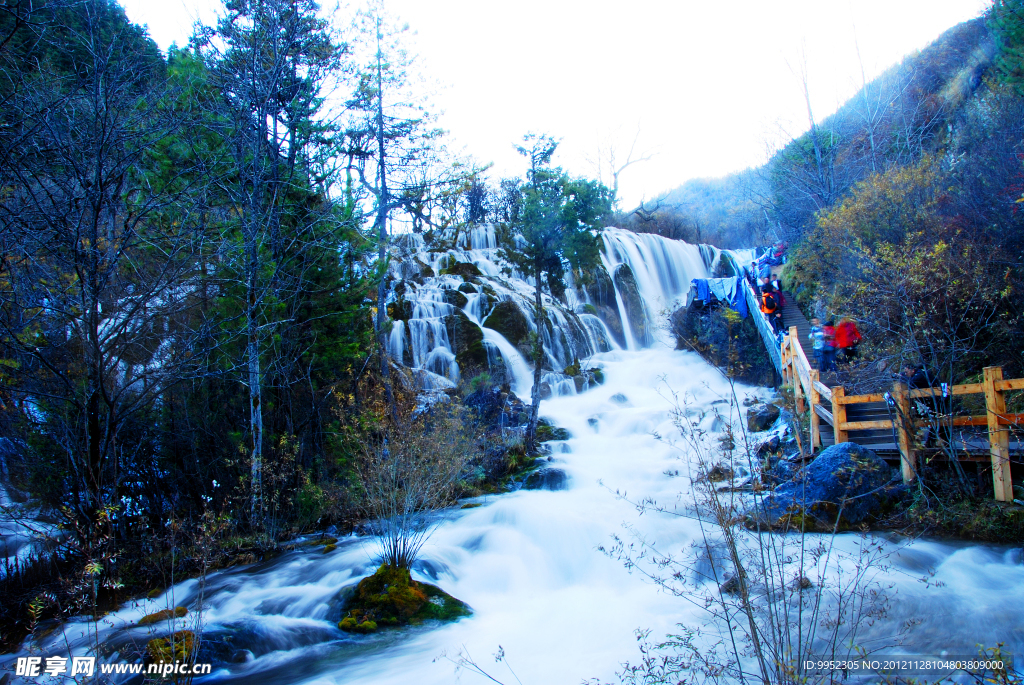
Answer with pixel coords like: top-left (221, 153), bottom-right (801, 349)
top-left (138, 606), bottom-right (187, 626)
top-left (337, 565), bottom-right (471, 633)
top-left (482, 300), bottom-right (530, 347)
top-left (440, 261), bottom-right (482, 279)
top-left (536, 421), bottom-right (571, 442)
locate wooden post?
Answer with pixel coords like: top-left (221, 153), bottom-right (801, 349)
top-left (790, 326), bottom-right (805, 413)
top-left (832, 386), bottom-right (848, 444)
top-left (894, 381), bottom-right (916, 484)
top-left (984, 366), bottom-right (1013, 502)
top-left (809, 369), bottom-right (820, 450)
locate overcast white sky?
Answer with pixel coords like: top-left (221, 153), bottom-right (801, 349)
top-left (123, 0), bottom-right (989, 209)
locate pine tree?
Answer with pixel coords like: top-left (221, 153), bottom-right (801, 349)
top-left (497, 134), bottom-right (611, 454)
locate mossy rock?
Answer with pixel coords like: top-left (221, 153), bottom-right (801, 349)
top-left (337, 565), bottom-right (471, 633)
top-left (591, 368), bottom-right (605, 385)
top-left (442, 289), bottom-right (469, 309)
top-left (147, 630), bottom-right (194, 664)
top-left (387, 298), bottom-right (413, 321)
top-left (579, 303), bottom-right (599, 316)
top-left (444, 310), bottom-right (487, 371)
top-left (536, 422), bottom-right (571, 442)
top-left (440, 261), bottom-right (482, 279)
top-left (146, 588), bottom-right (163, 599)
top-left (482, 300), bottom-right (530, 347)
top-left (139, 606), bottom-right (188, 626)
top-left (457, 282), bottom-right (477, 294)
top-left (413, 258), bottom-right (436, 281)
top-left (323, 544), bottom-right (337, 553)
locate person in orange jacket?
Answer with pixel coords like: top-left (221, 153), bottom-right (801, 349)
top-left (761, 285), bottom-right (783, 335)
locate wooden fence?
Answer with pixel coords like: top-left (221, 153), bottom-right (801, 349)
top-left (780, 327), bottom-right (1022, 502)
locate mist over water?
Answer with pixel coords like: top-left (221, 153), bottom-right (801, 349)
top-left (4, 229), bottom-right (1022, 683)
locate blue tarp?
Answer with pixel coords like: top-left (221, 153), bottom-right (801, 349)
top-left (690, 276), bottom-right (748, 318)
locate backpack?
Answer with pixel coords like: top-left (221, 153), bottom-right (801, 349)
top-left (762, 293), bottom-right (777, 312)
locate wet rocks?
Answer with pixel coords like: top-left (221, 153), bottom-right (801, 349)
top-left (584, 265), bottom-right (626, 348)
top-left (612, 264), bottom-right (652, 347)
top-left (440, 260), bottom-right (482, 280)
top-left (443, 310), bottom-right (486, 371)
top-left (536, 420), bottom-right (571, 442)
top-left (483, 300), bottom-right (530, 348)
top-left (749, 442), bottom-right (897, 531)
top-left (746, 403), bottom-right (780, 433)
top-left (522, 468), bottom-right (568, 491)
top-left (610, 392), bottom-right (630, 405)
top-left (442, 288), bottom-right (468, 309)
top-left (387, 297), bottom-right (413, 322)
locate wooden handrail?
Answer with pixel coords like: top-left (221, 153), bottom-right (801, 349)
top-left (914, 413), bottom-right (1024, 427)
top-left (838, 393), bottom-right (887, 404)
top-left (909, 383), bottom-right (985, 398)
top-left (813, 380), bottom-right (832, 401)
top-left (813, 403), bottom-right (833, 425)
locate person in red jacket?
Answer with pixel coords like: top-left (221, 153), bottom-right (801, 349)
top-left (834, 318), bottom-right (863, 362)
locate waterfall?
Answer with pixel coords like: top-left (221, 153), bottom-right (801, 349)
top-left (599, 227), bottom-right (711, 349)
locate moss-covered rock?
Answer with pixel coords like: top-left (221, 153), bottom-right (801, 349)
top-left (440, 260), bottom-right (482, 279)
top-left (613, 264), bottom-right (652, 347)
top-left (147, 630), bottom-right (195, 664)
top-left (444, 310), bottom-right (487, 372)
top-left (483, 300), bottom-right (530, 347)
top-left (387, 298), bottom-right (413, 321)
top-left (536, 420), bottom-right (571, 442)
top-left (457, 282), bottom-right (477, 294)
top-left (139, 607), bottom-right (188, 626)
top-left (337, 565), bottom-right (471, 633)
top-left (412, 258), bottom-right (435, 282)
top-left (442, 288), bottom-right (469, 309)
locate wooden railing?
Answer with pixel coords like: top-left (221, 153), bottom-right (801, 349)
top-left (780, 328), bottom-right (1022, 502)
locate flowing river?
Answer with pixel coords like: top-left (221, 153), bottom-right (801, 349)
top-left (3, 230), bottom-right (1023, 684)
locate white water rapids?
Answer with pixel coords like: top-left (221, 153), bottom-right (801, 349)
top-left (3, 231), bottom-right (1023, 684)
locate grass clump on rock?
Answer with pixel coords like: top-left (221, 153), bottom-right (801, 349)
top-left (337, 565), bottom-right (470, 633)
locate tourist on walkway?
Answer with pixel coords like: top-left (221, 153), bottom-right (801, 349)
top-left (835, 318), bottom-right (862, 362)
top-left (809, 317), bottom-right (825, 371)
top-left (897, 363), bottom-right (929, 389)
top-left (760, 284), bottom-right (781, 334)
top-left (821, 319), bottom-right (837, 372)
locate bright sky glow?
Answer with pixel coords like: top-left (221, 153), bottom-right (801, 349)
top-left (123, 0), bottom-right (989, 209)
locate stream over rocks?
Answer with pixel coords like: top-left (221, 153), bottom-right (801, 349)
top-left (3, 229), bottom-right (1022, 683)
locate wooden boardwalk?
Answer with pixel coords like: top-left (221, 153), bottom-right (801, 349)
top-left (729, 259), bottom-right (1020, 501)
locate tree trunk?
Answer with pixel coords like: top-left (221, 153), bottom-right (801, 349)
top-left (246, 221), bottom-right (263, 525)
top-left (374, 20), bottom-right (399, 426)
top-left (526, 261), bottom-right (544, 455)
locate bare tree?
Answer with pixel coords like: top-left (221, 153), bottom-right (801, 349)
top-left (0, 0), bottom-right (205, 537)
top-left (356, 401), bottom-right (479, 568)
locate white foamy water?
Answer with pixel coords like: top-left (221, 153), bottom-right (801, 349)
top-left (6, 345), bottom-right (1023, 684)
top-left (4, 229), bottom-right (1022, 683)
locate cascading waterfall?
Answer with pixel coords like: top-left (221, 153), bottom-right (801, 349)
top-left (6, 227), bottom-right (1021, 684)
top-left (598, 227), bottom-right (710, 349)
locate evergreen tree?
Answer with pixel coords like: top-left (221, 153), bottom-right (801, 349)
top-left (497, 134), bottom-right (611, 454)
top-left (196, 0), bottom-right (346, 525)
top-left (990, 0), bottom-right (1024, 93)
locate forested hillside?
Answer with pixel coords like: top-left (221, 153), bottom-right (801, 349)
top-left (647, 6), bottom-right (1024, 385)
